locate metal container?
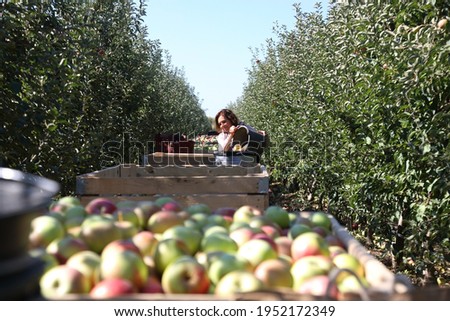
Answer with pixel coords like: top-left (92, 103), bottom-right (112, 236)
top-left (0, 167), bottom-right (60, 260)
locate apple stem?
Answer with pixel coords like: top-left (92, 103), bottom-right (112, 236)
top-left (118, 211), bottom-right (124, 222)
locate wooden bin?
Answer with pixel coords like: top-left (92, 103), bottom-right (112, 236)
top-left (76, 163), bottom-right (270, 210)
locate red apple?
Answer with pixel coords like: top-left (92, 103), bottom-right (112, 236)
top-left (213, 207), bottom-right (236, 219)
top-left (147, 210), bottom-right (184, 234)
top-left (141, 275), bottom-right (164, 294)
top-left (90, 278), bottom-right (135, 299)
top-left (291, 231), bottom-right (330, 261)
top-left (229, 226), bottom-right (257, 247)
top-left (161, 201), bottom-right (183, 212)
top-left (251, 233), bottom-right (277, 251)
top-left (85, 197), bottom-right (117, 215)
top-left (296, 275), bottom-right (338, 299)
top-left (274, 236), bottom-right (292, 257)
top-left (132, 230), bottom-right (159, 257)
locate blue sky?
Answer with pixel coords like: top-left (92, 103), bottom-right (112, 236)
top-left (143, 1), bottom-right (329, 118)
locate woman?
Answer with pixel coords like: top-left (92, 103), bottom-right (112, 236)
top-left (214, 109), bottom-right (240, 153)
top-left (214, 108), bottom-right (265, 154)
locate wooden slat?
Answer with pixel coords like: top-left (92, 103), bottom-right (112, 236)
top-left (79, 194), bottom-right (269, 211)
top-left (77, 175), bottom-right (268, 194)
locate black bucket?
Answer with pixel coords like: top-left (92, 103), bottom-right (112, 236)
top-left (232, 125), bottom-right (268, 157)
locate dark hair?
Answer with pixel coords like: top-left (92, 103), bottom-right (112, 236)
top-left (215, 109), bottom-right (239, 131)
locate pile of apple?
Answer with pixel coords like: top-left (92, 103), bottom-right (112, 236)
top-left (28, 196), bottom-right (370, 299)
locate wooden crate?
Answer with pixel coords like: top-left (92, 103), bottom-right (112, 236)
top-left (76, 163), bottom-right (270, 210)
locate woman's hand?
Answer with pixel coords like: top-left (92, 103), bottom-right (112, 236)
top-left (229, 125), bottom-right (238, 135)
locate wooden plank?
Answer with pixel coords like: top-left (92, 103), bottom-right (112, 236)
top-left (79, 194), bottom-right (269, 211)
top-left (76, 174), bottom-right (269, 195)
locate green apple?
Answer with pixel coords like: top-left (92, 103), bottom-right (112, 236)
top-left (114, 220), bottom-right (139, 240)
top-left (203, 225), bottom-right (228, 237)
top-left (113, 208), bottom-right (140, 229)
top-left (254, 258), bottom-right (293, 289)
top-left (290, 231), bottom-right (330, 260)
top-left (207, 252), bottom-right (251, 285)
top-left (134, 201), bottom-right (161, 229)
top-left (288, 223), bottom-right (312, 240)
top-left (161, 225), bottom-right (202, 255)
top-left (233, 205), bottom-right (261, 223)
top-left (200, 233), bottom-right (238, 254)
top-left (264, 205), bottom-right (290, 229)
top-left (66, 250), bottom-right (101, 290)
top-left (161, 256), bottom-right (210, 294)
top-left (29, 215), bottom-right (65, 249)
top-left (332, 253), bottom-right (365, 282)
top-left (214, 270), bottom-right (264, 297)
top-left (40, 265), bottom-right (90, 299)
top-left (153, 238), bottom-right (190, 275)
top-left (237, 239), bottom-right (278, 268)
top-left (291, 255), bottom-right (333, 290)
top-left (310, 211), bottom-right (332, 231)
top-left (185, 203), bottom-right (212, 215)
top-left (229, 226), bottom-right (258, 247)
top-left (80, 215), bottom-right (121, 253)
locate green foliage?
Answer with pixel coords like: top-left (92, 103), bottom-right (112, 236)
top-left (0, 1), bottom-right (210, 194)
top-left (235, 1), bottom-right (449, 285)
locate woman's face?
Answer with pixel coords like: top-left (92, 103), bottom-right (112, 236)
top-left (217, 115), bottom-right (232, 132)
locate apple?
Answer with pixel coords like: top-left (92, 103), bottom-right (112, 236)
top-left (133, 201), bottom-right (161, 229)
top-left (46, 235), bottom-right (89, 264)
top-left (85, 197), bottom-right (117, 215)
top-left (115, 200), bottom-right (138, 209)
top-left (189, 212), bottom-right (209, 229)
top-left (203, 214), bottom-right (230, 230)
top-left (113, 208), bottom-right (140, 229)
top-left (214, 270), bottom-right (264, 297)
top-left (90, 278), bottom-right (135, 299)
top-left (203, 225), bottom-right (228, 237)
top-left (100, 248), bottom-right (148, 290)
top-left (50, 196), bottom-right (81, 213)
top-left (312, 226), bottom-right (330, 237)
top-left (64, 205), bottom-right (87, 222)
top-left (233, 205), bottom-right (262, 223)
top-left (251, 233), bottom-right (277, 251)
top-left (328, 245), bottom-right (347, 258)
top-left (336, 274), bottom-right (369, 296)
top-left (332, 253), bottom-right (365, 282)
top-left (161, 256), bottom-right (210, 294)
top-left (147, 210), bottom-right (184, 234)
top-left (39, 265), bottom-right (90, 299)
top-left (102, 239), bottom-right (141, 257)
top-left (264, 205), bottom-right (291, 229)
top-left (310, 211), bottom-right (332, 231)
top-left (186, 203), bottom-right (212, 215)
top-left (141, 275), bottom-right (164, 294)
top-left (229, 226), bottom-right (258, 247)
top-left (80, 215), bottom-right (121, 253)
top-left (296, 275), bottom-right (338, 299)
top-left (260, 224), bottom-right (281, 239)
top-left (154, 196), bottom-right (177, 208)
top-left (161, 201), bottom-right (183, 212)
top-left (288, 223), bottom-right (312, 240)
top-left (213, 207), bottom-right (236, 219)
top-left (66, 250), bottom-right (101, 289)
top-left (29, 215), bottom-right (65, 249)
top-left (274, 236), bottom-right (292, 257)
top-left (237, 239), bottom-right (278, 268)
top-left (207, 252), bottom-right (251, 285)
top-left (132, 230), bottom-right (159, 257)
top-left (254, 258), bottom-right (293, 289)
top-left (161, 225), bottom-right (202, 255)
top-left (115, 220), bottom-right (139, 240)
top-left (290, 255), bottom-right (333, 290)
top-left (290, 231), bottom-right (330, 261)
top-left (200, 233), bottom-right (238, 254)
top-left (153, 238), bottom-right (190, 275)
